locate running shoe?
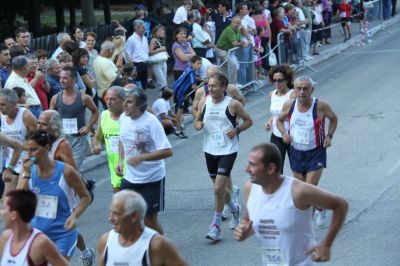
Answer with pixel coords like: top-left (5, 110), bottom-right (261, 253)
top-left (232, 185), bottom-right (240, 204)
top-left (174, 131), bottom-right (188, 139)
top-left (230, 204), bottom-right (241, 230)
top-left (222, 204), bottom-right (231, 220)
top-left (315, 209), bottom-right (327, 227)
top-left (80, 247), bottom-right (95, 266)
top-left (85, 179), bottom-right (96, 204)
top-left (205, 225), bottom-right (222, 241)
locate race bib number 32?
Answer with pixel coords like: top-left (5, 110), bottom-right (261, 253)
top-left (36, 194), bottom-right (58, 219)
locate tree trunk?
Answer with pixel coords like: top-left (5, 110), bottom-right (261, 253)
top-left (68, 0), bottom-right (76, 30)
top-left (81, 0), bottom-right (96, 27)
top-left (29, 0), bottom-right (42, 36)
top-left (103, 0), bottom-right (111, 25)
top-left (55, 0), bottom-right (65, 31)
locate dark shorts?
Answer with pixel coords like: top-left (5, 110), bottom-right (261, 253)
top-left (341, 17), bottom-right (350, 26)
top-left (120, 178), bottom-right (165, 215)
top-left (205, 152), bottom-right (237, 179)
top-left (288, 146), bottom-right (326, 175)
top-left (174, 86), bottom-right (192, 110)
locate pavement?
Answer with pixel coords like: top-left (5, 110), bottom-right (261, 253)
top-left (81, 13), bottom-right (400, 173)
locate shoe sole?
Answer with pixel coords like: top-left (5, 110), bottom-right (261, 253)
top-left (205, 235), bottom-right (221, 241)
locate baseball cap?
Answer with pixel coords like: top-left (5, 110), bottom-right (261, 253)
top-left (135, 4), bottom-right (145, 10)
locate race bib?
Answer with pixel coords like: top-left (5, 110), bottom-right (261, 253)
top-left (339, 12), bottom-right (347, 18)
top-left (292, 128), bottom-right (310, 145)
top-left (36, 194), bottom-right (58, 219)
top-left (62, 118), bottom-right (78, 134)
top-left (261, 247), bottom-right (288, 266)
top-left (209, 131), bottom-right (226, 147)
top-left (109, 136), bottom-right (120, 154)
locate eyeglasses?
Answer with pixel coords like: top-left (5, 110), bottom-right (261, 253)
top-left (273, 79), bottom-right (285, 83)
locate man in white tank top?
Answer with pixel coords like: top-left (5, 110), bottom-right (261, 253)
top-left (234, 143), bottom-right (348, 264)
top-left (277, 75), bottom-right (338, 227)
top-left (0, 189), bottom-right (68, 265)
top-left (97, 190), bottom-right (187, 266)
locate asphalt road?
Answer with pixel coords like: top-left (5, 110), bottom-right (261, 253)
top-left (63, 21), bottom-right (400, 266)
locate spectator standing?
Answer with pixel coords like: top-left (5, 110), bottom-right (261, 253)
top-left (192, 10), bottom-right (214, 58)
top-left (0, 44), bottom-right (11, 87)
top-left (173, 0), bottom-right (193, 25)
top-left (57, 52), bottom-right (86, 92)
top-left (26, 54), bottom-right (50, 111)
top-left (126, 20), bottom-right (149, 90)
top-left (84, 32), bottom-right (99, 77)
top-left (295, 0), bottom-right (314, 61)
top-left (148, 25), bottom-right (169, 91)
top-left (46, 59), bottom-right (62, 103)
top-left (211, 0), bottom-right (233, 43)
top-left (311, 0), bottom-right (324, 54)
top-left (322, 0), bottom-right (333, 44)
top-left (71, 27), bottom-right (86, 48)
top-left (252, 5), bottom-right (272, 73)
top-left (337, 0), bottom-right (352, 41)
top-left (171, 27), bottom-right (196, 81)
top-left (14, 27), bottom-right (34, 55)
top-left (72, 48), bottom-right (96, 103)
top-left (51, 33), bottom-right (72, 60)
top-left (151, 88), bottom-right (176, 134)
top-left (3, 37), bottom-right (15, 49)
top-left (112, 35), bottom-right (132, 70)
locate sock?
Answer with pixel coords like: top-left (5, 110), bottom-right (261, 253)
top-left (227, 200), bottom-right (238, 213)
top-left (212, 212), bottom-right (222, 227)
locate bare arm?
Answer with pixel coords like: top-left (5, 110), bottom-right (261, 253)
top-left (80, 94), bottom-right (99, 135)
top-left (234, 180), bottom-right (254, 241)
top-left (92, 115), bottom-right (104, 154)
top-left (175, 47), bottom-right (191, 62)
top-left (226, 100), bottom-right (253, 139)
top-left (23, 109), bottom-right (38, 133)
top-left (56, 141), bottom-right (78, 170)
top-left (227, 85), bottom-right (246, 106)
top-left (116, 140), bottom-right (125, 177)
top-left (127, 148), bottom-right (173, 167)
top-left (49, 95), bottom-right (57, 110)
top-left (81, 73), bottom-right (95, 89)
top-left (319, 101), bottom-right (338, 147)
top-left (97, 232), bottom-right (109, 266)
top-left (192, 87), bottom-right (205, 118)
top-left (150, 235), bottom-right (188, 266)
top-left (194, 96), bottom-right (206, 130)
top-left (1, 134), bottom-right (23, 182)
top-left (276, 100), bottom-right (293, 144)
top-left (32, 234), bottom-right (69, 266)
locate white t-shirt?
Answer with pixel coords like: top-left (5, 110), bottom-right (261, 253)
top-left (119, 112), bottom-right (172, 184)
top-left (199, 58), bottom-right (212, 79)
top-left (152, 98), bottom-right (171, 118)
top-left (295, 7), bottom-right (306, 25)
top-left (173, 6), bottom-right (188, 24)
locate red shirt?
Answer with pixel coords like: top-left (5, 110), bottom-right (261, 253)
top-left (26, 74), bottom-right (48, 110)
top-left (339, 2), bottom-right (352, 18)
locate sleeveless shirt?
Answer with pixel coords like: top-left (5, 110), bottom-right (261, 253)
top-left (56, 91), bottom-right (86, 135)
top-left (270, 89), bottom-right (292, 138)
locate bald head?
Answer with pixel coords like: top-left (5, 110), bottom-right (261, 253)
top-left (206, 65), bottom-right (219, 79)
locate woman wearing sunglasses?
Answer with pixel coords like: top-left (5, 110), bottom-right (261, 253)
top-left (265, 64), bottom-right (296, 173)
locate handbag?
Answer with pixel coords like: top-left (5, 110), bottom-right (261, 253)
top-left (268, 46), bottom-right (277, 66)
top-left (147, 39), bottom-right (169, 64)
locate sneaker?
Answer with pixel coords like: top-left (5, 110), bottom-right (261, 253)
top-left (229, 204), bottom-right (241, 230)
top-left (85, 179), bottom-right (96, 204)
top-left (314, 209), bottom-right (327, 227)
top-left (80, 247), bottom-right (95, 266)
top-left (146, 80), bottom-right (156, 89)
top-left (232, 185), bottom-right (240, 205)
top-left (174, 131), bottom-right (188, 139)
top-left (221, 204), bottom-right (231, 220)
top-left (205, 225), bottom-right (222, 241)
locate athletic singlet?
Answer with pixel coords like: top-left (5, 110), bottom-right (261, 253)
top-left (101, 110), bottom-right (123, 179)
top-left (202, 96), bottom-right (238, 155)
top-left (247, 176), bottom-right (315, 265)
top-left (288, 98), bottom-right (325, 151)
top-left (49, 138), bottom-right (67, 160)
top-left (55, 91), bottom-right (86, 135)
top-left (270, 89), bottom-right (292, 138)
top-left (1, 107), bottom-right (27, 173)
top-left (104, 227), bottom-right (157, 266)
top-left (0, 228), bottom-right (48, 266)
top-left (29, 161), bottom-right (77, 240)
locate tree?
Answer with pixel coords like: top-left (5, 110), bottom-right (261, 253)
top-left (81, 0), bottom-right (96, 27)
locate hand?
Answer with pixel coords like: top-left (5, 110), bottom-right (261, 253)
top-left (323, 136), bottom-right (332, 147)
top-left (225, 128), bottom-right (237, 139)
top-left (35, 70), bottom-right (45, 80)
top-left (79, 126), bottom-right (91, 136)
top-left (64, 215), bottom-right (77, 230)
top-left (194, 121), bottom-right (204, 130)
top-left (2, 168), bottom-right (14, 183)
top-left (305, 244), bottom-right (331, 262)
top-left (159, 47), bottom-right (166, 52)
top-left (22, 157), bottom-right (35, 175)
top-left (282, 132), bottom-right (291, 144)
top-left (264, 121), bottom-right (272, 132)
top-left (234, 220), bottom-right (253, 241)
top-left (115, 163), bottom-right (124, 177)
top-left (127, 156), bottom-right (143, 167)
top-left (92, 140), bottom-right (102, 154)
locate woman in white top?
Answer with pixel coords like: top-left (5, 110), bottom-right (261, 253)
top-left (265, 65), bottom-right (296, 173)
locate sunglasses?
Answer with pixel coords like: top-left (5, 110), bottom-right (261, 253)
top-left (273, 79), bottom-right (286, 83)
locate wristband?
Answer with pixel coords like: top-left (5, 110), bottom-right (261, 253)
top-left (327, 133), bottom-right (333, 139)
top-left (235, 127), bottom-right (242, 135)
top-left (22, 172), bottom-right (31, 179)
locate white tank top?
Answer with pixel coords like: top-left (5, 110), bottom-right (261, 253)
top-left (202, 96), bottom-right (239, 155)
top-left (247, 176), bottom-right (315, 266)
top-left (104, 227), bottom-right (157, 266)
top-left (49, 137), bottom-right (66, 159)
top-left (270, 89), bottom-right (292, 137)
top-left (0, 228), bottom-right (48, 266)
top-left (1, 107), bottom-right (27, 173)
top-left (288, 98), bottom-right (325, 151)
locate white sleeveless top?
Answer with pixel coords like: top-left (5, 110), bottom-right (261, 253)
top-left (288, 98), bottom-right (325, 151)
top-left (104, 227), bottom-right (157, 266)
top-left (247, 176), bottom-right (315, 266)
top-left (270, 89), bottom-right (292, 137)
top-left (0, 228), bottom-right (48, 266)
top-left (202, 96), bottom-right (239, 155)
top-left (1, 107), bottom-right (27, 173)
top-left (49, 137), bottom-right (66, 159)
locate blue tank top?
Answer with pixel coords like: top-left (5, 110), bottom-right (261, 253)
top-left (30, 161), bottom-right (78, 241)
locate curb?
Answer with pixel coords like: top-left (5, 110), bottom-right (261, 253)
top-left (81, 15), bottom-right (399, 173)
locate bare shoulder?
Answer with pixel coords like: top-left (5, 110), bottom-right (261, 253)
top-left (0, 229), bottom-right (12, 241)
top-left (150, 235), bottom-right (187, 266)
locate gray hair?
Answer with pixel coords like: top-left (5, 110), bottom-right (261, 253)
top-left (100, 40), bottom-right (115, 52)
top-left (133, 19), bottom-right (145, 31)
top-left (11, 55), bottom-right (28, 70)
top-left (48, 112), bottom-right (62, 138)
top-left (192, 9), bottom-right (202, 22)
top-left (45, 59), bottom-right (59, 70)
top-left (56, 32), bottom-right (70, 45)
top-left (206, 64), bottom-right (220, 78)
top-left (108, 86), bottom-right (126, 100)
top-left (112, 190), bottom-right (147, 226)
top-left (294, 75), bottom-right (316, 87)
top-left (0, 89), bottom-right (18, 103)
top-left (124, 87), bottom-right (147, 112)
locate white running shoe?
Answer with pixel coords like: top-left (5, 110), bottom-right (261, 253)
top-left (222, 204), bottom-right (231, 220)
top-left (80, 247), bottom-right (95, 266)
top-left (205, 225), bottom-right (222, 241)
top-left (230, 204), bottom-right (241, 230)
top-left (315, 209), bottom-right (327, 227)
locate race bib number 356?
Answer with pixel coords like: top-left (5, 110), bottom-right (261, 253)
top-left (261, 247), bottom-right (288, 266)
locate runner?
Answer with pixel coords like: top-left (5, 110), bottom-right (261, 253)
top-left (264, 64), bottom-right (296, 174)
top-left (97, 190), bottom-right (187, 266)
top-left (194, 73), bottom-right (253, 241)
top-left (92, 86), bottom-right (125, 192)
top-left (38, 110), bottom-right (96, 265)
top-left (234, 143), bottom-right (348, 264)
top-left (277, 75), bottom-right (338, 226)
top-left (0, 89), bottom-right (37, 197)
top-left (116, 87), bottom-right (173, 234)
top-left (17, 130), bottom-right (91, 261)
top-left (0, 189), bottom-right (69, 265)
